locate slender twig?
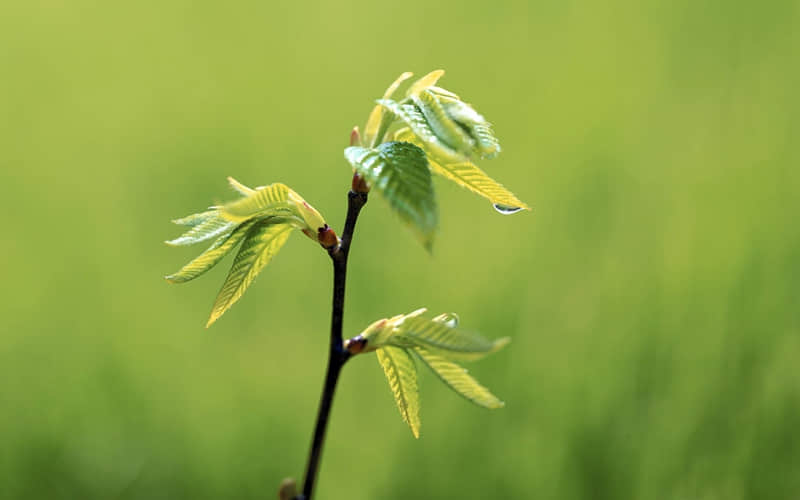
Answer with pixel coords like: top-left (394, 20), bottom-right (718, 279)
top-left (298, 189), bottom-right (367, 500)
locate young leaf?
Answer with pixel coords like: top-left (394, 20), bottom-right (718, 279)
top-left (344, 141), bottom-right (438, 250)
top-left (227, 176), bottom-right (256, 196)
top-left (377, 99), bottom-right (464, 164)
top-left (172, 209), bottom-right (218, 227)
top-left (377, 346), bottom-right (421, 438)
top-left (430, 89), bottom-right (501, 159)
top-left (165, 220), bottom-right (257, 284)
top-left (394, 127), bottom-right (529, 212)
top-left (207, 222), bottom-right (294, 327)
top-left (220, 182), bottom-right (294, 223)
top-left (364, 71), bottom-right (414, 146)
top-left (406, 69), bottom-right (445, 97)
top-left (397, 315), bottom-right (511, 362)
top-left (166, 213), bottom-right (236, 247)
top-left (410, 89), bottom-right (475, 155)
top-left (413, 347), bottom-right (504, 409)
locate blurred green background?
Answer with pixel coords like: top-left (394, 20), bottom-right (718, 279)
top-left (1, 0), bottom-right (799, 499)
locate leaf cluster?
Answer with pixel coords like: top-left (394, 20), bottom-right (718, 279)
top-left (346, 70), bottom-right (530, 249)
top-left (345, 309), bottom-right (509, 438)
top-left (165, 178), bottom-right (337, 326)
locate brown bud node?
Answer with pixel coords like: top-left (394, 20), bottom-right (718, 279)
top-left (317, 225), bottom-right (339, 249)
top-left (351, 172), bottom-right (370, 194)
top-left (344, 335), bottom-right (368, 354)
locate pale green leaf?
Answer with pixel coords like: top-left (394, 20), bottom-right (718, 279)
top-left (344, 141), bottom-right (438, 250)
top-left (165, 220), bottom-right (256, 284)
top-left (414, 347), bottom-right (504, 409)
top-left (406, 69), bottom-right (444, 97)
top-left (395, 127), bottom-right (529, 211)
top-left (166, 213), bottom-right (235, 247)
top-left (377, 99), bottom-right (465, 164)
top-left (410, 89), bottom-right (475, 155)
top-left (171, 209), bottom-right (218, 227)
top-left (397, 315), bottom-right (510, 362)
top-left (377, 346), bottom-right (421, 438)
top-left (220, 183), bottom-right (294, 223)
top-left (227, 176), bottom-right (256, 196)
top-left (207, 222), bottom-right (293, 327)
top-left (364, 71), bottom-right (414, 146)
top-left (431, 89), bottom-right (501, 159)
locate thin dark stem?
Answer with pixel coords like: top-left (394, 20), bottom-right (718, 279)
top-left (298, 190), bottom-right (367, 500)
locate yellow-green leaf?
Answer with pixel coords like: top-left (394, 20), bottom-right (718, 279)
top-left (227, 176), bottom-right (256, 196)
top-left (364, 71), bottom-right (414, 146)
top-left (395, 127), bottom-right (529, 211)
top-left (414, 347), bottom-right (504, 409)
top-left (407, 69), bottom-right (445, 97)
top-left (165, 220), bottom-right (256, 284)
top-left (166, 213), bottom-right (235, 247)
top-left (344, 141), bottom-right (438, 250)
top-left (207, 222), bottom-right (293, 327)
top-left (377, 346), bottom-right (421, 438)
top-left (398, 315), bottom-right (510, 362)
top-left (220, 183), bottom-right (294, 223)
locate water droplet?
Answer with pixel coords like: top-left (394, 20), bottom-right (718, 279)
top-left (493, 203), bottom-right (524, 215)
top-left (433, 312), bottom-right (459, 328)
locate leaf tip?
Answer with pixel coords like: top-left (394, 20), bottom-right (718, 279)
top-left (494, 337), bottom-right (512, 350)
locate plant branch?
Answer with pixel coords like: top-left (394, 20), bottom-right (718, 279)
top-left (298, 189), bottom-right (367, 500)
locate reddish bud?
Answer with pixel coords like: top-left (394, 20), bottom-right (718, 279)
top-left (344, 335), bottom-right (368, 354)
top-left (350, 126), bottom-right (361, 147)
top-left (351, 172), bottom-right (370, 194)
top-left (317, 225), bottom-right (339, 249)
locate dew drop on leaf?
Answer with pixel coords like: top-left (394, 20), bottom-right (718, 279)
top-left (493, 203), bottom-right (524, 215)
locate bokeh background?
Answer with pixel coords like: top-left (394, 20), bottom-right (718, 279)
top-left (2, 0), bottom-right (799, 499)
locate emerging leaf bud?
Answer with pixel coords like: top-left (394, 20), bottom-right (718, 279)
top-left (344, 335), bottom-right (368, 354)
top-left (277, 478), bottom-right (297, 500)
top-left (351, 172), bottom-right (370, 194)
top-left (350, 126), bottom-right (361, 147)
top-left (317, 224), bottom-right (339, 249)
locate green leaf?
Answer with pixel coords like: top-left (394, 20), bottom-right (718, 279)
top-left (410, 89), bottom-right (475, 155)
top-left (207, 222), bottom-right (294, 327)
top-left (430, 88), bottom-right (501, 159)
top-left (344, 141), bottom-right (438, 250)
top-left (171, 209), bottom-right (218, 227)
top-left (377, 99), bottom-right (465, 164)
top-left (165, 220), bottom-right (257, 284)
top-left (166, 213), bottom-right (235, 247)
top-left (413, 347), bottom-right (504, 409)
top-left (220, 182), bottom-right (294, 223)
top-left (397, 315), bottom-right (510, 362)
top-left (377, 346), bottom-right (421, 438)
top-left (227, 176), bottom-right (256, 196)
top-left (394, 127), bottom-right (529, 212)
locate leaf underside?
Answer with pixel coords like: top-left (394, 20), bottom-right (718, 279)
top-left (413, 347), bottom-right (504, 409)
top-left (207, 222), bottom-right (294, 327)
top-left (344, 141), bottom-right (438, 250)
top-left (377, 346), bottom-right (421, 438)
